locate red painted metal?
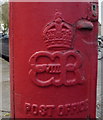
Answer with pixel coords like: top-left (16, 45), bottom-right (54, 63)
top-left (10, 2), bottom-right (98, 119)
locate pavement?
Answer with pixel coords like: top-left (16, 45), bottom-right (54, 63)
top-left (0, 50), bottom-right (102, 119)
top-left (0, 58), bottom-right (10, 119)
top-left (97, 51), bottom-right (102, 119)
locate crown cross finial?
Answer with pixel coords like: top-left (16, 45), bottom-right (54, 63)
top-left (54, 12), bottom-right (63, 31)
top-left (55, 12), bottom-right (62, 19)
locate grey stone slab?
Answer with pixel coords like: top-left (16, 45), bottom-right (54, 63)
top-left (0, 58), bottom-right (10, 119)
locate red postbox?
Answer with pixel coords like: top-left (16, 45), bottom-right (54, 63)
top-left (10, 1), bottom-right (98, 119)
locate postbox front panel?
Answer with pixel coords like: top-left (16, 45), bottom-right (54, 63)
top-left (10, 2), bottom-right (98, 118)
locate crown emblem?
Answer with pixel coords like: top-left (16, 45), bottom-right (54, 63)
top-left (43, 12), bottom-right (74, 50)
